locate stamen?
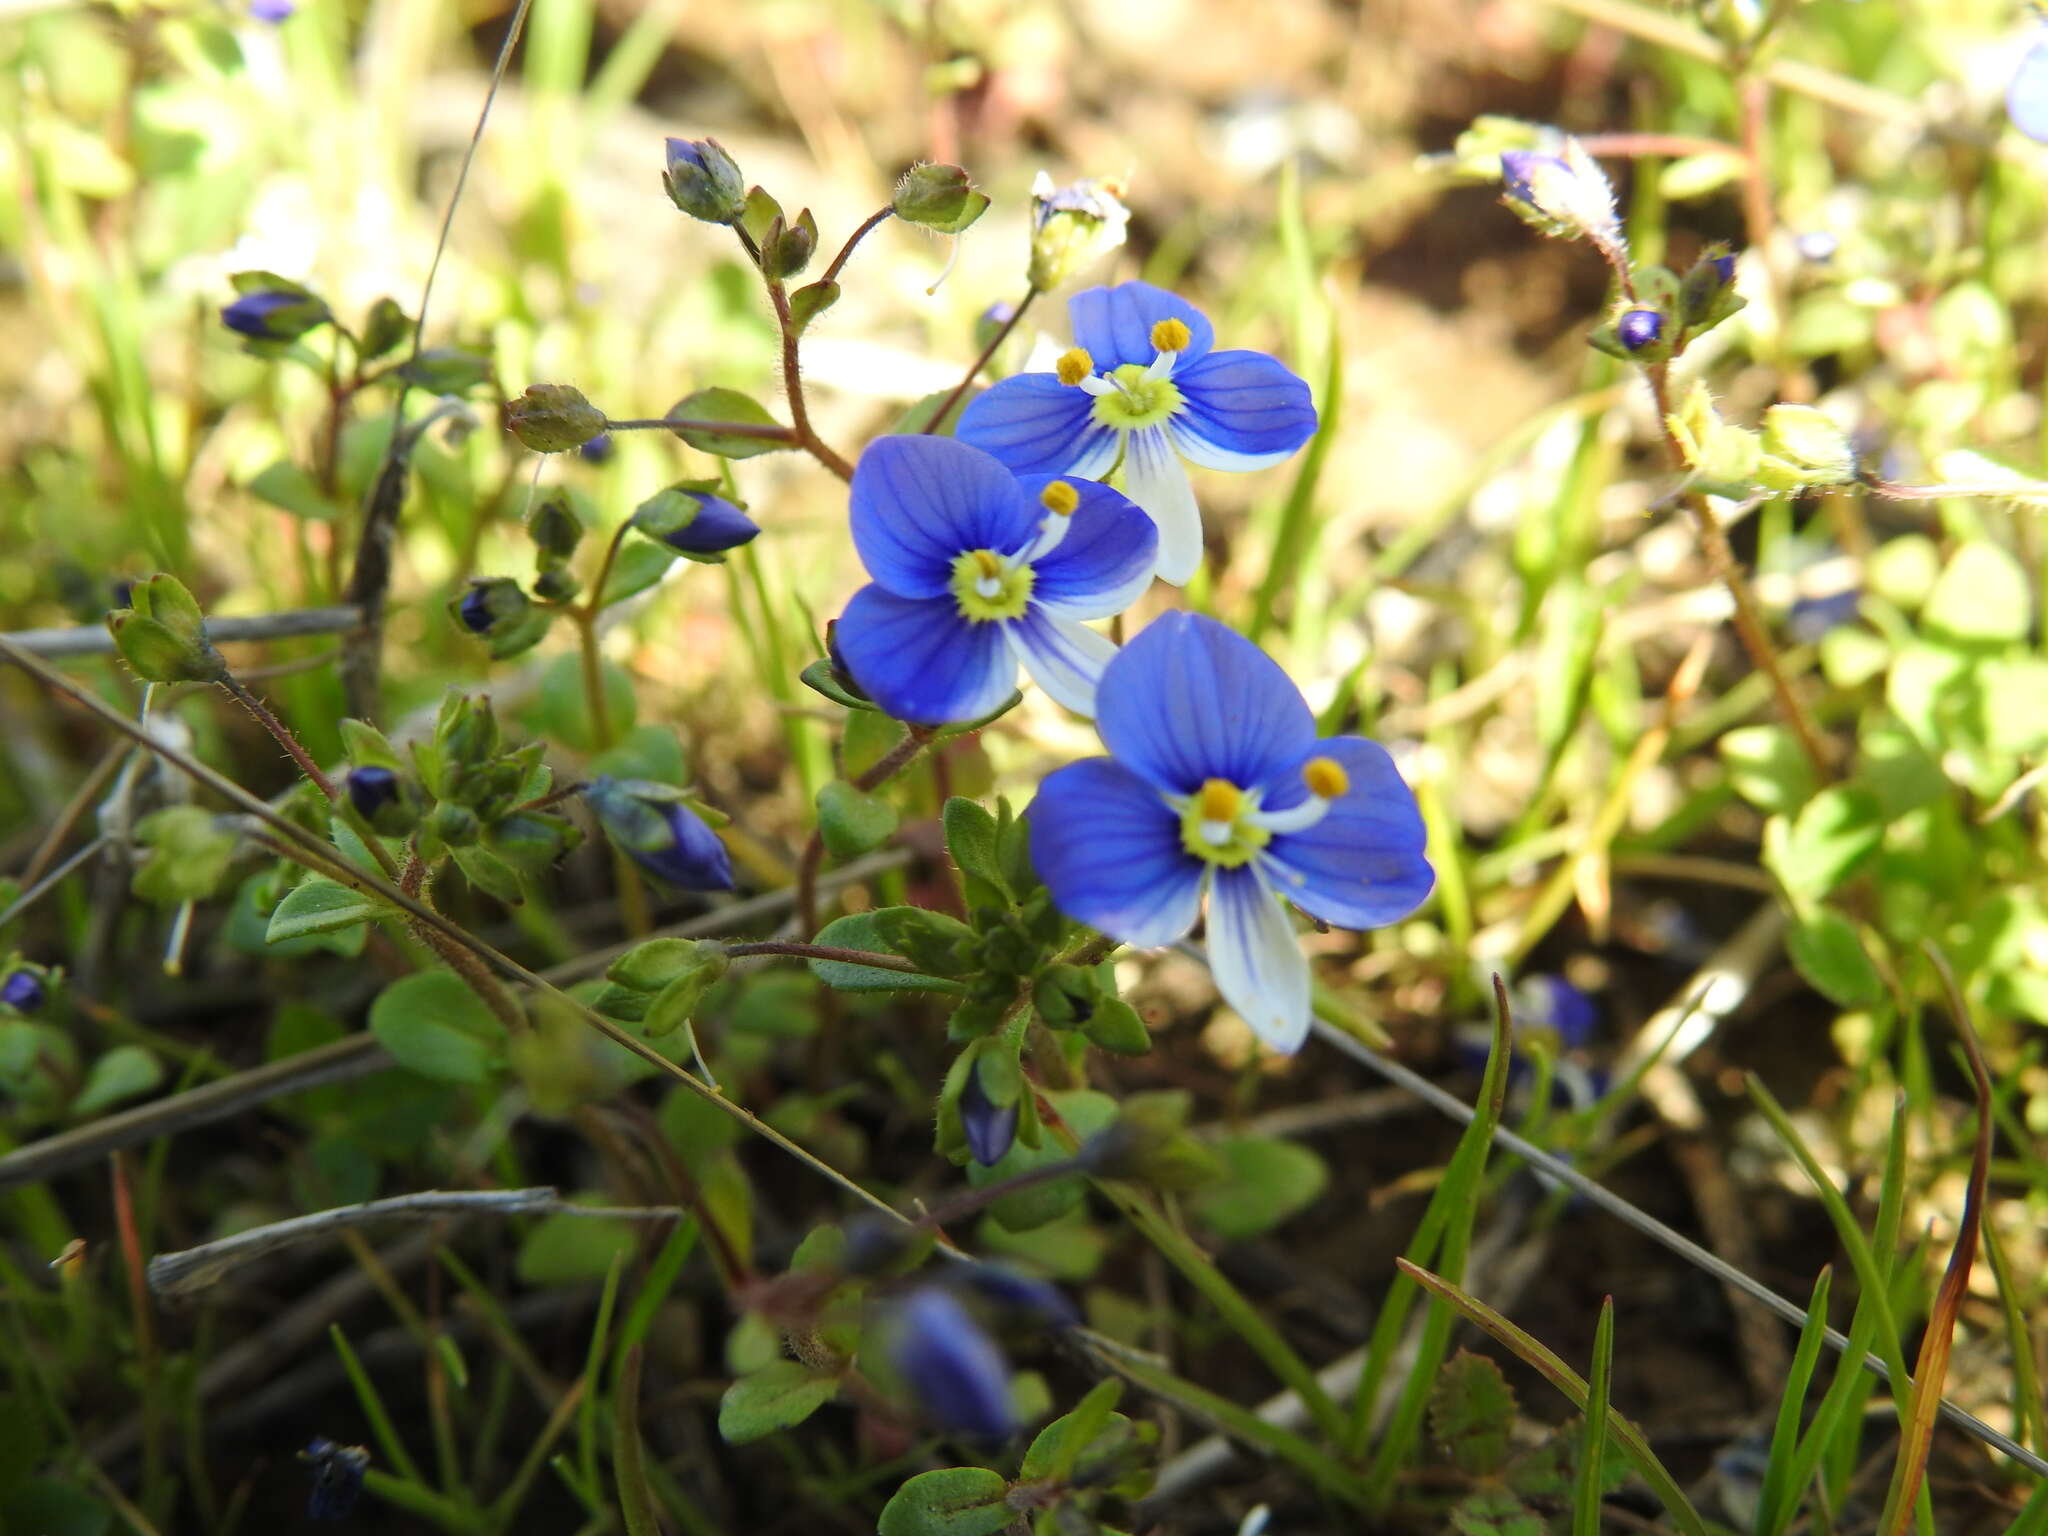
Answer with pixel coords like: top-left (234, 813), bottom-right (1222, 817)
top-left (1196, 779), bottom-right (1243, 823)
top-left (1150, 318), bottom-right (1191, 353)
top-left (1055, 348), bottom-right (1094, 387)
top-left (1302, 756), bottom-right (1349, 799)
top-left (1040, 480), bottom-right (1080, 516)
top-left (971, 549), bottom-right (1003, 579)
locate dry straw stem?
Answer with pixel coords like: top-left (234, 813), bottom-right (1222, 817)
top-left (1, 605), bottom-right (363, 659)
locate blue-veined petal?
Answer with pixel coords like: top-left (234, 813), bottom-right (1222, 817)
top-left (1068, 282), bottom-right (1215, 369)
top-left (1018, 476), bottom-right (1157, 618)
top-left (835, 584), bottom-right (1017, 725)
top-left (1262, 736), bottom-right (1434, 929)
top-left (1122, 427), bottom-right (1204, 585)
top-left (2012, 30), bottom-right (2048, 143)
top-left (1096, 612), bottom-right (1316, 796)
top-left (957, 375), bottom-right (1120, 479)
top-left (851, 436), bottom-right (1039, 599)
top-left (1206, 866), bottom-right (1311, 1053)
top-left (1003, 607), bottom-right (1116, 716)
top-left (1169, 350), bottom-right (1318, 470)
top-left (1029, 758), bottom-right (1204, 947)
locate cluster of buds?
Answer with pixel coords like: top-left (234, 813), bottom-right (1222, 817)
top-left (1586, 246), bottom-right (1744, 365)
top-left (590, 936), bottom-right (730, 1036)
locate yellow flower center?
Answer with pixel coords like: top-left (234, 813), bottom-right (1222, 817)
top-left (1089, 363), bottom-right (1184, 432)
top-left (1055, 347), bottom-right (1095, 387)
top-left (949, 548), bottom-right (1034, 622)
top-left (1150, 317), bottom-right (1191, 353)
top-left (1179, 777), bottom-right (1269, 868)
top-left (1039, 479), bottom-right (1080, 516)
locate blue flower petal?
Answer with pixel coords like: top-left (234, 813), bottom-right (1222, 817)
top-left (850, 436), bottom-right (1039, 598)
top-left (1068, 282), bottom-right (1215, 369)
top-left (1018, 476), bottom-right (1157, 618)
top-left (1262, 736), bottom-right (1433, 929)
top-left (1206, 867), bottom-right (1310, 1053)
top-left (1169, 350), bottom-right (1319, 470)
top-left (2012, 31), bottom-right (2048, 143)
top-left (1120, 427), bottom-right (1204, 586)
top-left (1029, 758), bottom-right (1204, 947)
top-left (956, 374), bottom-right (1119, 480)
top-left (1095, 612), bottom-right (1316, 797)
top-left (890, 1288), bottom-right (1016, 1441)
top-left (1003, 607), bottom-right (1116, 716)
top-left (835, 585), bottom-right (1018, 725)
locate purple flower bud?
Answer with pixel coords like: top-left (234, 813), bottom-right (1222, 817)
top-left (662, 137), bottom-right (746, 224)
top-left (221, 290), bottom-right (328, 342)
top-left (1617, 308), bottom-right (1664, 351)
top-left (1497, 149), bottom-right (1567, 206)
top-left (889, 1288), bottom-right (1015, 1442)
top-left (456, 586), bottom-right (496, 633)
top-left (586, 776), bottom-right (734, 892)
top-left (658, 494), bottom-right (759, 556)
top-left (345, 765), bottom-right (400, 820)
top-left (577, 431), bottom-right (615, 464)
top-left (1709, 252), bottom-right (1736, 284)
top-left (302, 1438), bottom-right (369, 1520)
top-left (249, 0), bottom-right (295, 20)
top-left (952, 1265), bottom-right (1078, 1330)
top-left (2, 969), bottom-right (46, 1014)
top-left (958, 1068), bottom-right (1018, 1167)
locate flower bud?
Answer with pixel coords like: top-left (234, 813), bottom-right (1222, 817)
top-left (1666, 382), bottom-right (1763, 498)
top-left (762, 207), bottom-right (819, 281)
top-left (631, 485), bottom-right (760, 560)
top-left (531, 567), bottom-right (580, 604)
top-left (1498, 140), bottom-right (1624, 256)
top-left (2, 967), bottom-right (48, 1015)
top-left (888, 1288), bottom-right (1016, 1441)
top-left (1032, 964), bottom-right (1096, 1026)
top-left (344, 765), bottom-right (417, 835)
top-left (525, 490), bottom-right (585, 557)
top-left (428, 801), bottom-right (480, 847)
top-left (302, 1438), bottom-right (370, 1521)
top-left (1616, 307), bottom-right (1664, 352)
top-left (892, 163), bottom-right (991, 234)
top-left (107, 574), bottom-right (225, 683)
top-left (221, 288), bottom-right (331, 343)
top-left (451, 578), bottom-right (529, 636)
top-left (507, 384), bottom-right (607, 454)
top-left (1757, 403), bottom-right (1856, 490)
top-left (577, 430), bottom-right (615, 464)
top-left (585, 776), bottom-right (734, 892)
top-left (958, 1065), bottom-right (1018, 1167)
top-left (1026, 172), bottom-right (1130, 291)
top-left (662, 137), bottom-right (747, 224)
top-left (250, 0), bottom-right (295, 20)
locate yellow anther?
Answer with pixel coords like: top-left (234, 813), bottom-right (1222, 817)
top-left (1040, 480), bottom-right (1080, 516)
top-left (970, 549), bottom-right (1003, 580)
top-left (1302, 756), bottom-right (1349, 799)
top-left (1055, 347), bottom-right (1095, 387)
top-left (1196, 778), bottom-right (1243, 823)
top-left (1150, 317), bottom-right (1192, 353)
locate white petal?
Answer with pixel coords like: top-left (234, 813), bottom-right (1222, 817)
top-left (1005, 609), bottom-right (1119, 717)
top-left (1122, 427), bottom-right (1203, 585)
top-left (1205, 868), bottom-right (1311, 1053)
top-left (1170, 418), bottom-right (1300, 472)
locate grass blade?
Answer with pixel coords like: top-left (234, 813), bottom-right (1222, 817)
top-left (1753, 1265), bottom-right (1833, 1536)
top-left (1575, 1295), bottom-right (1615, 1536)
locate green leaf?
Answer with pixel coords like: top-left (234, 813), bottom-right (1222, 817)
top-left (71, 1046), bottom-right (164, 1117)
top-left (1020, 1380), bottom-right (1127, 1484)
top-left (1448, 1488), bottom-right (1547, 1536)
top-left (267, 877), bottom-right (383, 944)
top-left (943, 797), bottom-right (1006, 904)
top-left (516, 1206), bottom-right (638, 1285)
top-left (815, 780), bottom-right (899, 860)
top-left (449, 843), bottom-right (524, 905)
top-left (1763, 786), bottom-right (1883, 907)
top-left (599, 540), bottom-right (679, 607)
top-left (1719, 724), bottom-right (1817, 815)
top-left (788, 279), bottom-right (840, 333)
top-left (531, 653), bottom-right (638, 753)
top-left (246, 460), bottom-right (341, 522)
top-left (797, 658), bottom-right (874, 710)
top-left (716, 1359), bottom-right (839, 1444)
top-left (808, 912), bottom-right (964, 994)
top-left (876, 1467), bottom-right (1013, 1536)
top-left (1187, 1136), bottom-right (1327, 1241)
top-left (1923, 541), bottom-right (2030, 648)
top-left (1430, 1350), bottom-right (1518, 1477)
top-left (667, 387), bottom-right (789, 459)
top-left (368, 970), bottom-right (509, 1085)
top-left (1786, 909), bottom-right (1884, 1009)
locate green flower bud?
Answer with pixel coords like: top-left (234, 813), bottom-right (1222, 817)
top-left (763, 207), bottom-right (819, 281)
top-left (892, 164), bottom-right (990, 234)
top-left (506, 384), bottom-right (607, 454)
top-left (525, 490), bottom-right (585, 557)
top-left (531, 566), bottom-right (581, 604)
top-left (662, 137), bottom-right (747, 225)
top-left (359, 296), bottom-right (411, 361)
top-left (107, 575), bottom-right (225, 684)
top-left (1757, 404), bottom-right (1856, 490)
top-left (1026, 172), bottom-right (1130, 291)
top-left (1666, 382), bottom-right (1762, 498)
top-left (1678, 247), bottom-right (1741, 330)
top-left (429, 801), bottom-right (480, 847)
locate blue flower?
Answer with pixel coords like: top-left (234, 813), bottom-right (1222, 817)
top-left (1028, 614), bottom-right (1432, 1052)
top-left (301, 1438), bottom-right (369, 1520)
top-left (585, 777), bottom-right (734, 892)
top-left (834, 435), bottom-right (1156, 724)
top-left (2, 968), bottom-right (46, 1014)
top-left (957, 1066), bottom-right (1017, 1166)
top-left (888, 1287), bottom-right (1016, 1441)
top-left (956, 282), bottom-right (1316, 586)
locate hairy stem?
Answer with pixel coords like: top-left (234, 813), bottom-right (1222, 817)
top-left (819, 206), bottom-right (895, 285)
top-left (767, 278), bottom-right (855, 481)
